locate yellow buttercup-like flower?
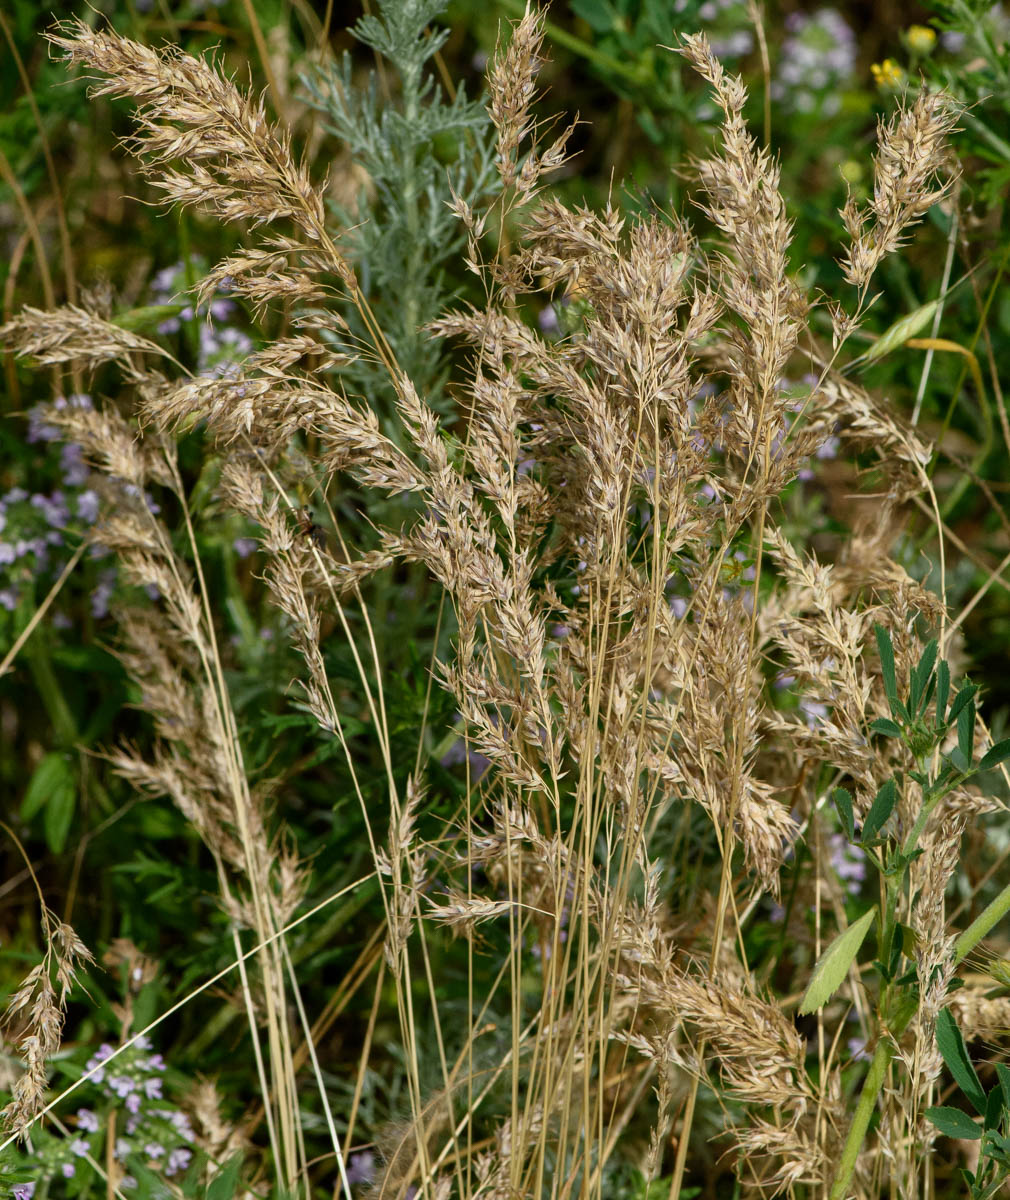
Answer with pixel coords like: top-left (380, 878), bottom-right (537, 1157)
top-left (906, 25), bottom-right (938, 55)
top-left (871, 58), bottom-right (905, 89)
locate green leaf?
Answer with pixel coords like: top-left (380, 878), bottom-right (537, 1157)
top-left (936, 659), bottom-right (950, 724)
top-left (910, 638), bottom-right (937, 713)
top-left (206, 1155), bottom-right (243, 1200)
top-left (864, 298), bottom-right (941, 364)
top-left (958, 701), bottom-right (975, 764)
top-left (980, 739), bottom-right (1010, 771)
top-left (875, 624), bottom-right (898, 708)
top-left (110, 302), bottom-right (187, 332)
top-left (948, 682), bottom-right (977, 727)
top-left (44, 781), bottom-right (76, 855)
top-left (871, 717), bottom-right (902, 738)
top-left (22, 752), bottom-right (70, 819)
top-left (984, 1083), bottom-right (1003, 1131)
top-left (997, 1062), bottom-right (1010, 1113)
top-left (862, 778), bottom-right (897, 843)
top-left (798, 907), bottom-right (876, 1015)
top-left (951, 746), bottom-right (970, 774)
top-left (936, 1008), bottom-right (987, 1115)
top-left (983, 1130), bottom-right (1010, 1164)
top-left (925, 1105), bottom-right (982, 1140)
top-left (570, 0), bottom-right (619, 32)
top-left (833, 787), bottom-right (855, 842)
top-left (21, 752), bottom-right (76, 853)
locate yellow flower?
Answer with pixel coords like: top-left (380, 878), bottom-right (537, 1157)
top-left (871, 58), bottom-right (905, 89)
top-left (906, 25), bottom-right (937, 55)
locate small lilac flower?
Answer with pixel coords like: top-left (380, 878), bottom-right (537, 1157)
top-left (165, 1147), bottom-right (192, 1176)
top-left (60, 442), bottom-right (89, 486)
top-left (92, 570), bottom-right (117, 619)
top-left (0, 543), bottom-right (15, 565)
top-left (144, 1076), bottom-right (163, 1099)
top-left (144, 1142), bottom-right (165, 1158)
top-left (799, 696), bottom-right (829, 728)
top-left (135, 1035), bottom-right (152, 1051)
top-left (109, 1074), bottom-right (136, 1098)
top-left (71, 1138), bottom-right (91, 1157)
top-left (828, 832), bottom-right (867, 895)
top-left (146, 1053), bottom-right (165, 1071)
top-left (115, 1137), bottom-right (132, 1160)
top-left (126, 1091), bottom-right (142, 1114)
top-left (346, 1150), bottom-right (375, 1185)
top-left (816, 435), bottom-right (840, 460)
top-left (0, 587), bottom-right (19, 611)
top-left (152, 264), bottom-right (180, 295)
top-left (5, 487), bottom-right (27, 503)
top-left (77, 490), bottom-right (100, 523)
top-left (27, 403), bottom-right (60, 442)
top-left (538, 304), bottom-right (559, 334)
top-left (77, 1108), bottom-right (99, 1132)
top-left (671, 596), bottom-right (688, 619)
top-left (12, 1184), bottom-right (35, 1199)
top-left (31, 491), bottom-right (69, 527)
top-left (848, 1035), bottom-right (869, 1061)
top-left (440, 738), bottom-right (491, 781)
top-left (169, 1109), bottom-right (195, 1141)
top-left (62, 1162), bottom-right (76, 1178)
top-left (234, 536), bottom-right (258, 558)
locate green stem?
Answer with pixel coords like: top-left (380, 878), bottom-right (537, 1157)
top-left (955, 879), bottom-right (1010, 964)
top-left (830, 851), bottom-right (1010, 1199)
top-left (829, 1037), bottom-right (894, 1200)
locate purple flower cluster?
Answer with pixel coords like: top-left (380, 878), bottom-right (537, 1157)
top-left (772, 9), bottom-right (857, 116)
top-left (150, 261), bottom-right (252, 377)
top-left (9, 1033), bottom-right (199, 1190)
top-left (828, 831), bottom-right (866, 897)
top-left (0, 393), bottom-right (106, 616)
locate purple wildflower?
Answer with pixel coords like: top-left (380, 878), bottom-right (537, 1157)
top-left (60, 443), bottom-right (89, 486)
top-left (346, 1150), bottom-right (375, 1184)
top-left (165, 1147), bottom-right (192, 1176)
top-left (77, 490), bottom-right (100, 523)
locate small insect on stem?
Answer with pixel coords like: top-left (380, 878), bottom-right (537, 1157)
top-left (297, 506), bottom-right (327, 550)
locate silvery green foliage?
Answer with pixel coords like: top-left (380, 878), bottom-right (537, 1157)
top-left (301, 0), bottom-right (499, 416)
